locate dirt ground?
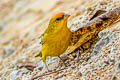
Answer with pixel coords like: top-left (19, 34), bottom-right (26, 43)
top-left (0, 0), bottom-right (120, 80)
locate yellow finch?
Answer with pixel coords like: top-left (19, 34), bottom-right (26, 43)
top-left (36, 12), bottom-right (72, 71)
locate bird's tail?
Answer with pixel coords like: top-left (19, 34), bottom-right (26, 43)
top-left (35, 51), bottom-right (42, 57)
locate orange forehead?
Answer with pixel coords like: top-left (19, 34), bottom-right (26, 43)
top-left (53, 12), bottom-right (64, 18)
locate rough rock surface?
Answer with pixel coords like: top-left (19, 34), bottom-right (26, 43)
top-left (0, 0), bottom-right (120, 80)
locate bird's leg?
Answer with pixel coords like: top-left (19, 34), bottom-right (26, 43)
top-left (42, 55), bottom-right (51, 72)
top-left (58, 56), bottom-right (67, 67)
top-left (44, 62), bottom-right (50, 72)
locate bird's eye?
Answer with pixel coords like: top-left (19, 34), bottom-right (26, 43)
top-left (56, 17), bottom-right (63, 21)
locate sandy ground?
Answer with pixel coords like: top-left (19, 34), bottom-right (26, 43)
top-left (0, 0), bottom-right (120, 80)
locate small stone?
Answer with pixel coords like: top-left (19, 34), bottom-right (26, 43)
top-left (16, 77), bottom-right (21, 80)
top-left (76, 71), bottom-right (82, 77)
top-left (114, 61), bottom-right (120, 73)
top-left (19, 61), bottom-right (37, 71)
top-left (82, 42), bottom-right (91, 50)
top-left (60, 54), bottom-right (68, 61)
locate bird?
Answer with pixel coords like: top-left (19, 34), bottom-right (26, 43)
top-left (36, 12), bottom-right (72, 71)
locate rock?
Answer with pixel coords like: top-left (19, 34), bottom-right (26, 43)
top-left (3, 43), bottom-right (15, 57)
top-left (10, 70), bottom-right (20, 80)
top-left (114, 61), bottom-right (120, 73)
top-left (10, 68), bottom-right (30, 80)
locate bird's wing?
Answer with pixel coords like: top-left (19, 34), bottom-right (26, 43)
top-left (41, 33), bottom-right (47, 45)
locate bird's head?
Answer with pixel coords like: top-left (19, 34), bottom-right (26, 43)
top-left (51, 12), bottom-right (70, 21)
top-left (48, 12), bottom-right (70, 31)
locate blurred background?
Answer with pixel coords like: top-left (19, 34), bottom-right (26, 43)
top-left (0, 0), bottom-right (120, 80)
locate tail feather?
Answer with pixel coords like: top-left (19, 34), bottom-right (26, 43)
top-left (35, 51), bottom-right (42, 57)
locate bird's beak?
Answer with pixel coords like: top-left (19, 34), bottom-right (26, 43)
top-left (64, 13), bottom-right (70, 18)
